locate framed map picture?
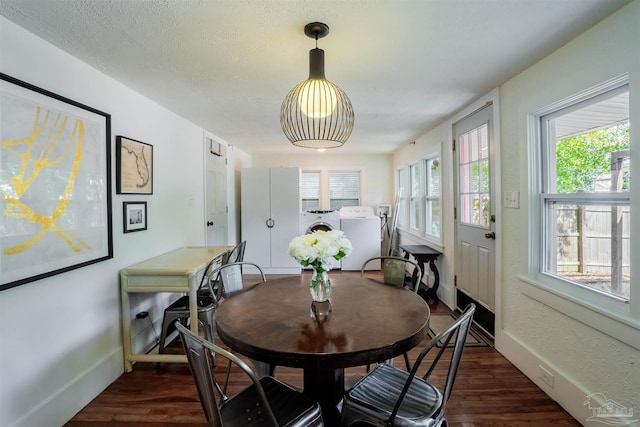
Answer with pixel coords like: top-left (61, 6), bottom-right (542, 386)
top-left (116, 136), bottom-right (153, 194)
top-left (0, 73), bottom-right (113, 291)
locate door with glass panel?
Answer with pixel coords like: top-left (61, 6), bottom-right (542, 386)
top-left (454, 105), bottom-right (496, 318)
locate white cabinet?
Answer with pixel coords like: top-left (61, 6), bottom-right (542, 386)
top-left (241, 168), bottom-right (301, 274)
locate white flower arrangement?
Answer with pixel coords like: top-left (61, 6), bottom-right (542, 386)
top-left (288, 229), bottom-right (352, 273)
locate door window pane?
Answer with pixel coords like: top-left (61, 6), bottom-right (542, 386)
top-left (459, 123), bottom-right (490, 227)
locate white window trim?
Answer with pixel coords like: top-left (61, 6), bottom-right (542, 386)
top-left (397, 167), bottom-right (408, 228)
top-left (524, 74), bottom-right (638, 349)
top-left (409, 162), bottom-right (421, 233)
top-left (424, 154), bottom-right (442, 242)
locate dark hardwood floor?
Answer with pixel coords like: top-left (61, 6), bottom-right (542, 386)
top-left (66, 273), bottom-right (580, 426)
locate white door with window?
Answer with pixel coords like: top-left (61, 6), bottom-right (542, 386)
top-left (454, 105), bottom-right (496, 315)
top-left (204, 135), bottom-right (228, 245)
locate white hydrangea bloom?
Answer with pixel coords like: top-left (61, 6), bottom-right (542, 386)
top-left (288, 229), bottom-right (352, 272)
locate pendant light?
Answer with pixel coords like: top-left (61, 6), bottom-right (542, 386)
top-left (280, 22), bottom-right (354, 148)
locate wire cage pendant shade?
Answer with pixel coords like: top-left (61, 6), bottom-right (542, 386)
top-left (281, 23), bottom-right (354, 148)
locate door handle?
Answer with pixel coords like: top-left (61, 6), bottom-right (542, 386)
top-left (207, 221), bottom-right (214, 226)
top-left (485, 232), bottom-right (496, 239)
top-left (266, 218), bottom-right (275, 228)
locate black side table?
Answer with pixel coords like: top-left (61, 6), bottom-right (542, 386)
top-left (399, 244), bottom-right (442, 302)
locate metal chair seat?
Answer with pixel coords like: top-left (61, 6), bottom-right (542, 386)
top-left (345, 364), bottom-right (442, 426)
top-left (220, 376), bottom-right (324, 426)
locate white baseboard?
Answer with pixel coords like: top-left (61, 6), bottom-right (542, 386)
top-left (9, 348), bottom-right (123, 427)
top-left (499, 330), bottom-right (602, 425)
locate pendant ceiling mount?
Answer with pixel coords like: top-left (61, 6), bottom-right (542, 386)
top-left (304, 22), bottom-right (330, 39)
top-left (280, 22), bottom-right (354, 149)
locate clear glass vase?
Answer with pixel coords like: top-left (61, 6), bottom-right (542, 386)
top-left (310, 269), bottom-right (331, 302)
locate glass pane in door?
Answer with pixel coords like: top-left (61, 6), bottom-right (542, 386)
top-left (459, 123), bottom-right (490, 227)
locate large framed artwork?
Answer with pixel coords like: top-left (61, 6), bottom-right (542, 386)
top-left (0, 73), bottom-right (113, 291)
top-left (116, 136), bottom-right (153, 194)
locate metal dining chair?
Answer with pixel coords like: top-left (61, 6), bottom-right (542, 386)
top-left (361, 255), bottom-right (423, 371)
top-left (341, 303), bottom-right (476, 427)
top-left (209, 261), bottom-right (275, 378)
top-left (175, 321), bottom-right (324, 427)
top-left (158, 250), bottom-right (230, 354)
top-left (361, 255), bottom-right (422, 293)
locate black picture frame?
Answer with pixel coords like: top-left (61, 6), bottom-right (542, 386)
top-left (123, 202), bottom-right (147, 233)
top-left (0, 73), bottom-right (113, 291)
top-left (116, 135), bottom-right (153, 194)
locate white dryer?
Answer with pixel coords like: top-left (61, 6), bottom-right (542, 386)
top-left (340, 206), bottom-right (381, 271)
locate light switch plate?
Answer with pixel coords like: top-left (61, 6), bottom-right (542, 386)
top-left (504, 191), bottom-right (520, 209)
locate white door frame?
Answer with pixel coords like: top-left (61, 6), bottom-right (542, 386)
top-left (450, 88), bottom-right (502, 346)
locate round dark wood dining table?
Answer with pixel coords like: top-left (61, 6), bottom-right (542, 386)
top-left (215, 274), bottom-right (431, 424)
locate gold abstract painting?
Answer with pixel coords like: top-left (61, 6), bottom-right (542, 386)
top-left (0, 74), bottom-right (112, 291)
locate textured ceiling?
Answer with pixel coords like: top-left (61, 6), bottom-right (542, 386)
top-left (0, 0), bottom-right (631, 154)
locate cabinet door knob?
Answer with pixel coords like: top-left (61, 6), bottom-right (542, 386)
top-left (266, 218), bottom-right (275, 228)
top-left (207, 221), bottom-right (214, 226)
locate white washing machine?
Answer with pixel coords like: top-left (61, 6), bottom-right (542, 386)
top-left (340, 206), bottom-right (381, 271)
top-left (300, 210), bottom-right (342, 269)
top-left (300, 210), bottom-right (341, 234)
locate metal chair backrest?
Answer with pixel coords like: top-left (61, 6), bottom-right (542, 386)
top-left (196, 250), bottom-right (230, 296)
top-left (226, 240), bottom-right (246, 264)
top-left (361, 256), bottom-right (422, 292)
top-left (175, 321), bottom-right (279, 427)
top-left (396, 303), bottom-right (476, 420)
top-left (207, 261), bottom-right (266, 301)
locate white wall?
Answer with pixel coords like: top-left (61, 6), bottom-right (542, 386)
top-left (0, 17), bottom-right (213, 427)
top-left (394, 2), bottom-right (640, 423)
top-left (498, 2), bottom-right (639, 422)
top-left (251, 152), bottom-right (394, 209)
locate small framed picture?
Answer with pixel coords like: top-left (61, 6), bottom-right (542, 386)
top-left (116, 135), bottom-right (153, 194)
top-left (123, 202), bottom-right (147, 233)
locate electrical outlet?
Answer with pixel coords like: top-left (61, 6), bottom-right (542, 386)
top-left (538, 365), bottom-right (555, 388)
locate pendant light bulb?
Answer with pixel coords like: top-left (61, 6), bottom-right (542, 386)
top-left (297, 79), bottom-right (337, 118)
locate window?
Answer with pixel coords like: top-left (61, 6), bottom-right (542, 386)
top-left (424, 157), bottom-right (441, 238)
top-left (540, 84), bottom-right (630, 302)
top-left (397, 167), bottom-right (408, 227)
top-left (409, 163), bottom-right (420, 230)
top-left (301, 171), bottom-right (320, 211)
top-left (329, 171), bottom-right (360, 210)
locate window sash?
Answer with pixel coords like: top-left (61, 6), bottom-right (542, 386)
top-left (329, 171), bottom-right (360, 210)
top-left (541, 198), bottom-right (630, 302)
top-left (424, 157), bottom-right (441, 238)
top-left (301, 171), bottom-right (320, 210)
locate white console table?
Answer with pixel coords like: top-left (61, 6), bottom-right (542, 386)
top-left (119, 246), bottom-right (231, 372)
